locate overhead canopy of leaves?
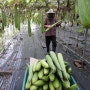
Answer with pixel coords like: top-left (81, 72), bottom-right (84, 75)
top-left (0, 0), bottom-right (76, 21)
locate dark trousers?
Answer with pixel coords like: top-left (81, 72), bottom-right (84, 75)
top-left (45, 36), bottom-right (57, 53)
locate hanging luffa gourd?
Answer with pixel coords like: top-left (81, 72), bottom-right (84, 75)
top-left (14, 5), bottom-right (20, 30)
top-left (2, 11), bottom-right (6, 30)
top-left (28, 18), bottom-right (31, 37)
top-left (41, 14), bottom-right (45, 33)
top-left (78, 0), bottom-right (90, 28)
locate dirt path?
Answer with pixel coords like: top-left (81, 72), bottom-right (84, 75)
top-left (0, 25), bottom-right (90, 90)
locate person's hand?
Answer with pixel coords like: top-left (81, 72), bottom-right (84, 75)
top-left (44, 25), bottom-right (52, 28)
top-left (55, 20), bottom-right (62, 27)
top-left (59, 20), bottom-right (62, 25)
top-left (47, 25), bottom-right (52, 28)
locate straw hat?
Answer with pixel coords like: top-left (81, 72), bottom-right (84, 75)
top-left (47, 9), bottom-right (55, 14)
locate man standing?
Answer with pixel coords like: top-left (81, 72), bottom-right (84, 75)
top-left (44, 9), bottom-right (61, 54)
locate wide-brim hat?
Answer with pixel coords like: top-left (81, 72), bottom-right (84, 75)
top-left (46, 9), bottom-right (55, 14)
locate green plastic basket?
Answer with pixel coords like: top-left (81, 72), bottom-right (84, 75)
top-left (22, 67), bottom-right (80, 90)
top-left (22, 67), bottom-right (28, 90)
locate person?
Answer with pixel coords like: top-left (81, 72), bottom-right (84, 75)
top-left (44, 9), bottom-right (61, 54)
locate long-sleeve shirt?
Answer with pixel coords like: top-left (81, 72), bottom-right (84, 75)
top-left (44, 17), bottom-right (58, 36)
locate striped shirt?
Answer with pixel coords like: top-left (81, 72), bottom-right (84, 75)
top-left (44, 17), bottom-right (57, 36)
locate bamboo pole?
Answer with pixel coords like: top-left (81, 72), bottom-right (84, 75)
top-left (45, 20), bottom-right (61, 32)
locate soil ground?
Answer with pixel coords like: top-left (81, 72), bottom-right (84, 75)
top-left (0, 24), bottom-right (90, 90)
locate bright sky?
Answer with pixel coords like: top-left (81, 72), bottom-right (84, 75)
top-left (7, 0), bottom-right (12, 2)
top-left (26, 0), bottom-right (29, 3)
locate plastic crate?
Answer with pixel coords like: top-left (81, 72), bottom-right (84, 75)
top-left (22, 67), bottom-right (80, 90)
top-left (22, 67), bottom-right (28, 90)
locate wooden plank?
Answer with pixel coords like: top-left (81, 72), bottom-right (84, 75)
top-left (0, 71), bottom-right (12, 76)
